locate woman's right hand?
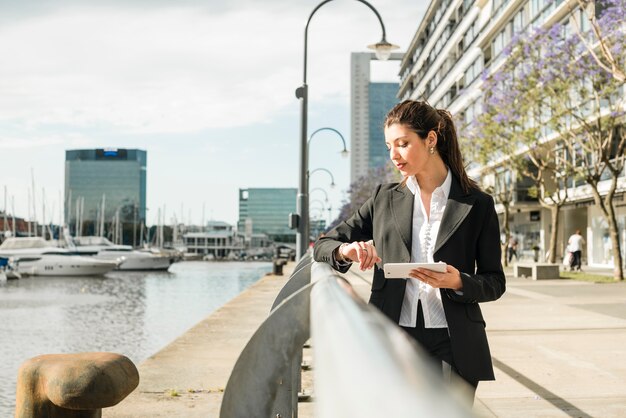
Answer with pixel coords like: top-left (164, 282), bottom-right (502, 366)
top-left (339, 240), bottom-right (381, 271)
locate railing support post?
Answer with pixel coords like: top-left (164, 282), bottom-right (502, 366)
top-left (221, 283), bottom-right (314, 418)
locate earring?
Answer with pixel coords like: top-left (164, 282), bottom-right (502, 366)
top-left (429, 147), bottom-right (435, 155)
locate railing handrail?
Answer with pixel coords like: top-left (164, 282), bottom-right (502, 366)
top-left (310, 262), bottom-right (473, 417)
top-left (221, 259), bottom-right (474, 417)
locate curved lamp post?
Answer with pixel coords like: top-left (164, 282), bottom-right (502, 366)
top-left (309, 199), bottom-right (327, 211)
top-left (309, 127), bottom-right (349, 158)
top-left (309, 168), bottom-right (336, 188)
top-left (310, 187), bottom-right (329, 202)
top-left (293, 0), bottom-right (399, 259)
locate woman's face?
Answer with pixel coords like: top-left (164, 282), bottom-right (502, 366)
top-left (384, 123), bottom-right (431, 178)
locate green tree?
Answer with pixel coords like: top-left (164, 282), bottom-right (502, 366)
top-left (470, 1), bottom-right (625, 278)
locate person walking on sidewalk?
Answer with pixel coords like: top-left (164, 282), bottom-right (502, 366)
top-left (567, 229), bottom-right (585, 271)
top-left (507, 235), bottom-right (518, 263)
top-left (314, 100), bottom-right (506, 402)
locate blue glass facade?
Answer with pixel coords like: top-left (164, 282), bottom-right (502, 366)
top-left (238, 188), bottom-right (296, 240)
top-left (65, 149), bottom-right (147, 223)
top-left (368, 83), bottom-right (399, 170)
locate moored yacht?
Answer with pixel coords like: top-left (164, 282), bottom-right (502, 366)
top-left (0, 237), bottom-right (118, 276)
top-left (71, 236), bottom-right (173, 271)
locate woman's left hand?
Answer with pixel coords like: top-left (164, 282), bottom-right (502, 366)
top-left (409, 264), bottom-right (463, 291)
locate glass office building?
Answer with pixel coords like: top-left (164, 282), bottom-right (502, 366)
top-left (65, 148), bottom-right (147, 225)
top-left (238, 188), bottom-right (297, 242)
top-left (350, 52), bottom-right (402, 183)
top-left (368, 82), bottom-right (401, 170)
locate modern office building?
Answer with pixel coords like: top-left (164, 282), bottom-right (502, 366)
top-left (65, 148), bottom-right (147, 227)
top-left (350, 52), bottom-right (404, 183)
top-left (237, 188), bottom-right (297, 243)
top-left (398, 0), bottom-right (625, 267)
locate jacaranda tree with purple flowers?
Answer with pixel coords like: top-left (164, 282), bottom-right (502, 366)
top-left (469, 0), bottom-right (625, 279)
top-left (570, 0), bottom-right (625, 82)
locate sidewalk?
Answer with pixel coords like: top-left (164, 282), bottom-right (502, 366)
top-left (343, 267), bottom-right (626, 418)
top-left (103, 262), bottom-right (626, 417)
top-left (474, 274), bottom-right (626, 417)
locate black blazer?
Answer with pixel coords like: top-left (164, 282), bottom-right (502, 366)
top-left (314, 176), bottom-right (506, 382)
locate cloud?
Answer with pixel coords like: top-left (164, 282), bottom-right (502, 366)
top-left (0, 0), bottom-right (428, 225)
top-left (0, 2), bottom-right (423, 135)
top-left (0, 134), bottom-right (94, 150)
top-left (0, 7), bottom-right (303, 133)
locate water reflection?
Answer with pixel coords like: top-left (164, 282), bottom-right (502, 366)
top-left (0, 261), bottom-right (271, 416)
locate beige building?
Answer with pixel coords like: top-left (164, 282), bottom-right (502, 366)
top-left (398, 0), bottom-right (625, 268)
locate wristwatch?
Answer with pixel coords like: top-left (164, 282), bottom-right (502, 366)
top-left (336, 243), bottom-right (349, 263)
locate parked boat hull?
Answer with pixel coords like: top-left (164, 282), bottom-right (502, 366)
top-left (117, 256), bottom-right (172, 271)
top-left (93, 253), bottom-right (172, 271)
top-left (17, 256), bottom-right (118, 276)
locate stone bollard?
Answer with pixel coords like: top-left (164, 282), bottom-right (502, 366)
top-left (15, 352), bottom-right (139, 418)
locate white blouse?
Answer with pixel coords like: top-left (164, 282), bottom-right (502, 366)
top-left (399, 169), bottom-right (452, 328)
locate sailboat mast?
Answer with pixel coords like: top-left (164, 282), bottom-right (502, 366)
top-left (66, 189), bottom-right (72, 232)
top-left (27, 189), bottom-right (32, 236)
top-left (100, 194), bottom-right (106, 237)
top-left (11, 196), bottom-right (16, 236)
top-left (202, 202), bottom-right (205, 232)
top-left (41, 188), bottom-right (46, 239)
top-left (3, 185), bottom-right (7, 237)
top-left (31, 168), bottom-right (38, 236)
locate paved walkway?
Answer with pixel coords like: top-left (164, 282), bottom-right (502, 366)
top-left (104, 261), bottom-right (626, 417)
top-left (344, 266), bottom-right (626, 418)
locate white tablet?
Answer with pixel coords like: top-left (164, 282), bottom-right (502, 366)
top-left (383, 262), bottom-right (447, 279)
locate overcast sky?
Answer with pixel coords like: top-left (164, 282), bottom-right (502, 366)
top-left (0, 0), bottom-right (427, 226)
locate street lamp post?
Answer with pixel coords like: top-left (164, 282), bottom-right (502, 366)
top-left (310, 187), bottom-right (329, 202)
top-left (308, 167), bottom-right (336, 188)
top-left (294, 0), bottom-right (398, 259)
top-left (309, 127), bottom-right (349, 158)
top-left (308, 128), bottom-right (346, 241)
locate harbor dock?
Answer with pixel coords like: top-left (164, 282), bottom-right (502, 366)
top-left (104, 262), bottom-right (626, 417)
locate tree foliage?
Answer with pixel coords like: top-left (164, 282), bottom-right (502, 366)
top-left (467, 0), bottom-right (625, 277)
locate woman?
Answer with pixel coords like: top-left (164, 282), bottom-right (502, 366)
top-left (314, 100), bottom-right (505, 397)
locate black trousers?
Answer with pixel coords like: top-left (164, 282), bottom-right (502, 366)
top-left (400, 301), bottom-right (478, 402)
top-left (571, 250), bottom-right (582, 270)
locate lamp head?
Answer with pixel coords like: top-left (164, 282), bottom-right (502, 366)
top-left (368, 39), bottom-right (399, 61)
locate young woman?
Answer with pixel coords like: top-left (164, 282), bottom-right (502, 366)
top-left (314, 100), bottom-right (506, 397)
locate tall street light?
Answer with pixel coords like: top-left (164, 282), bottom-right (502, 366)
top-left (308, 167), bottom-right (336, 188)
top-left (309, 127), bottom-right (349, 158)
top-left (308, 127), bottom-right (347, 241)
top-left (294, 0), bottom-right (398, 259)
top-left (310, 187), bottom-right (329, 202)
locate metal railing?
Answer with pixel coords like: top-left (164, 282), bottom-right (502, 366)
top-left (220, 255), bottom-right (474, 417)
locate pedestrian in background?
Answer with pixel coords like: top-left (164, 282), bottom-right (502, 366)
top-left (567, 229), bottom-right (585, 271)
top-left (314, 100), bottom-right (506, 402)
top-left (507, 235), bottom-right (518, 263)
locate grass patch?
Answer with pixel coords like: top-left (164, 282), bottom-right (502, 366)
top-left (559, 271), bottom-right (618, 283)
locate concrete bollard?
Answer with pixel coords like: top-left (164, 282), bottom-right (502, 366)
top-left (15, 352), bottom-right (139, 418)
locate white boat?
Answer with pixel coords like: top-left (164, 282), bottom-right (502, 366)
top-left (0, 237), bottom-right (118, 276)
top-left (71, 236), bottom-right (173, 271)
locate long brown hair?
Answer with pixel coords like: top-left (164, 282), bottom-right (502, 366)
top-left (384, 100), bottom-right (478, 193)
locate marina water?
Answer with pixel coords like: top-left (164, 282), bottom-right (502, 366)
top-left (0, 260), bottom-right (271, 416)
